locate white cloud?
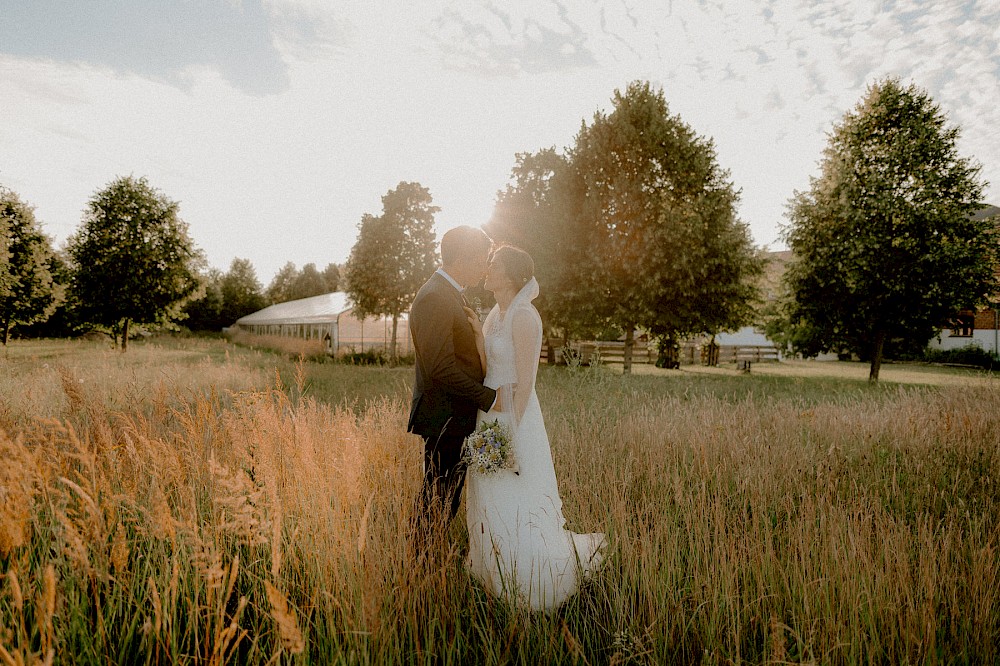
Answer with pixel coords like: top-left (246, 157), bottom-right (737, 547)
top-left (0, 0), bottom-right (997, 283)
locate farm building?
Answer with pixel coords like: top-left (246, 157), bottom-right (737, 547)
top-left (931, 307), bottom-right (1000, 356)
top-left (927, 204), bottom-right (1000, 357)
top-left (232, 292), bottom-right (413, 356)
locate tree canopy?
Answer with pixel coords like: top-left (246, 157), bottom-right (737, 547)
top-left (0, 187), bottom-right (64, 344)
top-left (67, 176), bottom-right (202, 351)
top-left (0, 199), bottom-right (12, 300)
top-left (485, 148), bottom-right (575, 343)
top-left (183, 267), bottom-right (225, 332)
top-left (344, 181), bottom-right (439, 360)
top-left (220, 258), bottom-right (267, 325)
top-left (490, 82), bottom-right (762, 372)
top-left (779, 78), bottom-right (998, 381)
top-left (266, 261), bottom-right (340, 304)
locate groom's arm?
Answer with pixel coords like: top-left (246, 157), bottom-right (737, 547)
top-left (412, 291), bottom-right (496, 412)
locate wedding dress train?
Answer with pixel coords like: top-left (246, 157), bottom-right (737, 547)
top-left (465, 278), bottom-right (605, 612)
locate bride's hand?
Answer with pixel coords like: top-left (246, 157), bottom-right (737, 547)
top-left (464, 306), bottom-right (483, 337)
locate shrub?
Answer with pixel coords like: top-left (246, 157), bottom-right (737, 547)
top-left (227, 329), bottom-right (329, 362)
top-left (338, 348), bottom-right (414, 366)
top-left (925, 343), bottom-right (998, 369)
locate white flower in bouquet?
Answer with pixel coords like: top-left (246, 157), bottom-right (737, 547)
top-left (462, 419), bottom-right (516, 475)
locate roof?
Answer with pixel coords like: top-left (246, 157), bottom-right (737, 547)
top-left (235, 292), bottom-right (353, 326)
top-left (973, 203), bottom-right (1000, 221)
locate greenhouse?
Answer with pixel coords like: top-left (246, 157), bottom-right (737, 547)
top-left (232, 292), bottom-right (413, 356)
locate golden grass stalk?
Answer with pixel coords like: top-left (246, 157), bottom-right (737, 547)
top-left (264, 582), bottom-right (305, 655)
top-left (0, 340), bottom-right (998, 663)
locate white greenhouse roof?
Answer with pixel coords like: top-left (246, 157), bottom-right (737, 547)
top-left (235, 292), bottom-right (353, 326)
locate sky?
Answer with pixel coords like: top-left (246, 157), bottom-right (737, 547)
top-left (2, 0), bottom-right (998, 284)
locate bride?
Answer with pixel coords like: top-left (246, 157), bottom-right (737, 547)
top-left (463, 245), bottom-right (605, 612)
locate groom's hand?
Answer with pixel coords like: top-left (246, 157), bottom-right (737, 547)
top-left (490, 383), bottom-right (516, 412)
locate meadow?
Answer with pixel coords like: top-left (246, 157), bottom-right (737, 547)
top-left (1, 338), bottom-right (998, 664)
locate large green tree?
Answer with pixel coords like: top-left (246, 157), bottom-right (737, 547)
top-left (67, 176), bottom-right (202, 351)
top-left (183, 267), bottom-right (225, 331)
top-left (565, 81), bottom-right (762, 372)
top-left (321, 263), bottom-right (340, 293)
top-left (266, 261), bottom-right (299, 304)
top-left (0, 188), bottom-right (64, 344)
top-left (344, 181), bottom-right (439, 360)
top-left (485, 148), bottom-right (578, 355)
top-left (220, 257), bottom-right (266, 324)
top-left (0, 199), bottom-right (12, 301)
top-left (290, 263), bottom-right (328, 301)
top-left (265, 261), bottom-right (339, 304)
top-left (780, 78), bottom-right (998, 382)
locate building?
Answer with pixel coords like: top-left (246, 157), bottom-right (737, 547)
top-left (714, 250), bottom-right (790, 356)
top-left (928, 204), bottom-right (1000, 357)
top-left (232, 292), bottom-right (413, 356)
top-left (931, 307), bottom-right (1000, 356)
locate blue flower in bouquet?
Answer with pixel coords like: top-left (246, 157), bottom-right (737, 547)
top-left (462, 419), bottom-right (515, 475)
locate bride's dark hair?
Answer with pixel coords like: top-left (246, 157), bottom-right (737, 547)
top-left (491, 245), bottom-right (534, 287)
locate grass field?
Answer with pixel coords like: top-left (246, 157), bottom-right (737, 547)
top-left (1, 338), bottom-right (998, 664)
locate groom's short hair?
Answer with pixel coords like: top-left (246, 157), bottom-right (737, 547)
top-left (441, 226), bottom-right (492, 267)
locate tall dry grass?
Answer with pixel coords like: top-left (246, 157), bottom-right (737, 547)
top-left (1, 340), bottom-right (998, 664)
top-left (225, 330), bottom-right (328, 362)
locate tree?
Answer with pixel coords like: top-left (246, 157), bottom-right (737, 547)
top-left (220, 258), bottom-right (266, 324)
top-left (0, 200), bottom-right (11, 301)
top-left (563, 81), bottom-right (762, 372)
top-left (290, 262), bottom-right (328, 301)
top-left (17, 251), bottom-right (79, 339)
top-left (183, 267), bottom-right (225, 331)
top-left (486, 149), bottom-right (578, 358)
top-left (266, 261), bottom-right (340, 304)
top-left (266, 261), bottom-right (299, 304)
top-left (780, 78), bottom-right (998, 382)
top-left (321, 263), bottom-right (340, 293)
top-left (0, 188), bottom-right (64, 344)
top-left (344, 182), bottom-right (439, 360)
top-left (67, 176), bottom-right (202, 351)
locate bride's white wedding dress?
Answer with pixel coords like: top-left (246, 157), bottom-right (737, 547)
top-left (465, 278), bottom-right (605, 612)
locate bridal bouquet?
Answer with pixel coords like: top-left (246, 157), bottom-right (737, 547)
top-left (462, 419), bottom-right (516, 475)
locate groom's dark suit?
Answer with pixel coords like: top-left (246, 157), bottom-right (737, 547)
top-left (408, 271), bottom-right (496, 521)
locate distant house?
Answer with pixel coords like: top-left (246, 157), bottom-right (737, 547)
top-left (928, 204), bottom-right (1000, 356)
top-left (736, 203), bottom-right (1000, 357)
top-left (233, 292), bottom-right (413, 356)
top-left (714, 250), bottom-right (791, 352)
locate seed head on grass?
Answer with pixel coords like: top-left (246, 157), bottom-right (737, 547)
top-left (265, 581), bottom-right (305, 655)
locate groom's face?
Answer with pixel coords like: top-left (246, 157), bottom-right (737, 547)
top-left (469, 249), bottom-right (490, 285)
top-left (453, 249), bottom-right (490, 288)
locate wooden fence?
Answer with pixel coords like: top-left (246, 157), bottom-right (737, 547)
top-left (541, 341), bottom-right (780, 366)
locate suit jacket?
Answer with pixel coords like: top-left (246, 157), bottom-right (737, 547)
top-left (408, 272), bottom-right (496, 443)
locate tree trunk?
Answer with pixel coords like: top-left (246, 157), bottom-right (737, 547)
top-left (707, 335), bottom-right (720, 367)
top-left (657, 334), bottom-right (679, 369)
top-left (868, 330), bottom-right (886, 383)
top-left (390, 314), bottom-right (399, 363)
top-left (2, 319), bottom-right (10, 346)
top-left (623, 326), bottom-right (635, 375)
top-left (121, 318), bottom-right (130, 353)
top-left (545, 335), bottom-right (556, 365)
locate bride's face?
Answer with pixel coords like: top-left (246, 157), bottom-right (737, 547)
top-left (484, 257), bottom-right (515, 295)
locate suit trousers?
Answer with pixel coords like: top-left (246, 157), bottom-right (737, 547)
top-left (416, 431), bottom-right (467, 531)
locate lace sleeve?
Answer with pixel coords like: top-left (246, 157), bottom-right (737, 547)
top-left (510, 305), bottom-right (543, 425)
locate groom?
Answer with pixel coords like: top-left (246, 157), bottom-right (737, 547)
top-left (408, 225), bottom-right (497, 533)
